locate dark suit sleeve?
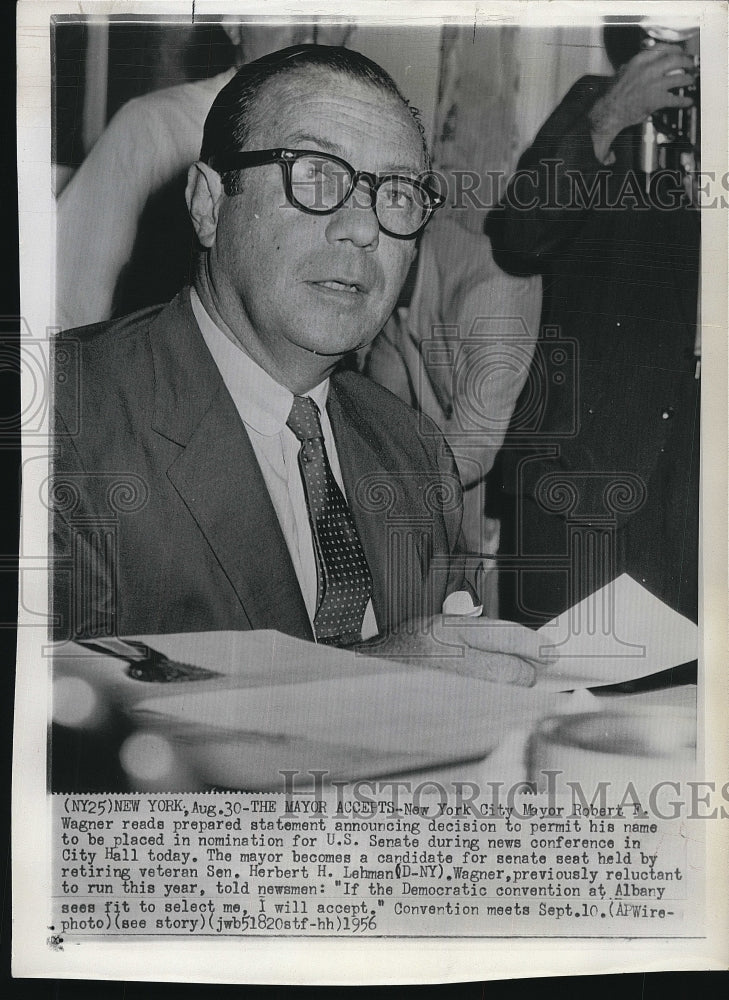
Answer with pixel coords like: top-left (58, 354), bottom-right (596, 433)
top-left (51, 408), bottom-right (117, 641)
top-left (487, 76), bottom-right (613, 268)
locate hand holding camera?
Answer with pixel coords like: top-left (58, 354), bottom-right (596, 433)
top-left (589, 45), bottom-right (697, 162)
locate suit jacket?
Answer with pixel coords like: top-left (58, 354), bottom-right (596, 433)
top-left (52, 290), bottom-right (466, 641)
top-left (486, 77), bottom-right (699, 621)
top-left (487, 76), bottom-right (699, 504)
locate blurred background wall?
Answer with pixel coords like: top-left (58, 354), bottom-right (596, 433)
top-left (54, 18), bottom-right (611, 192)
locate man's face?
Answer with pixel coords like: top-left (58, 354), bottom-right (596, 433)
top-left (205, 68), bottom-right (424, 374)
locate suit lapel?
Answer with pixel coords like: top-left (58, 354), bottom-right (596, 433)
top-left (148, 291), bottom-right (312, 639)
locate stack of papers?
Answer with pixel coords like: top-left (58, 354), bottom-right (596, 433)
top-left (52, 575), bottom-right (698, 787)
top-left (535, 574), bottom-right (698, 689)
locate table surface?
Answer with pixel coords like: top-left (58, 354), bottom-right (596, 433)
top-left (51, 631), bottom-right (698, 794)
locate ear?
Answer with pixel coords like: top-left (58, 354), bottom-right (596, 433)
top-left (185, 162), bottom-right (224, 248)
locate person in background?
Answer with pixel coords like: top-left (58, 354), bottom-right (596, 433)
top-left (55, 21), bottom-right (353, 329)
top-left (486, 24), bottom-right (700, 633)
top-left (365, 26), bottom-right (544, 614)
top-left (365, 217), bottom-right (540, 614)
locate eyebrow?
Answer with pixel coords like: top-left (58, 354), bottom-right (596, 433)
top-left (283, 131), bottom-right (423, 175)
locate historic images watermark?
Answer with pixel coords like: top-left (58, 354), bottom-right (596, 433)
top-left (278, 771), bottom-right (729, 822)
top-left (272, 165), bottom-right (729, 215)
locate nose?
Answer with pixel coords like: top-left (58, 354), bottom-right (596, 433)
top-left (324, 178), bottom-right (380, 251)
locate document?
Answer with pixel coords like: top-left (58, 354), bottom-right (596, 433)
top-left (12, 0), bottom-right (728, 986)
top-left (536, 574), bottom-right (700, 689)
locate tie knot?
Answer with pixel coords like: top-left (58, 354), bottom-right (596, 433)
top-left (287, 395), bottom-right (323, 442)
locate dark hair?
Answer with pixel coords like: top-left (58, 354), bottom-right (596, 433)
top-left (200, 44), bottom-right (429, 173)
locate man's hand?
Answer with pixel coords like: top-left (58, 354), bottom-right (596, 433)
top-left (359, 617), bottom-right (556, 687)
top-left (589, 45), bottom-right (697, 162)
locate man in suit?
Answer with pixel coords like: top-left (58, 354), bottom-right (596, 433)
top-left (487, 28), bottom-right (699, 632)
top-left (53, 45), bottom-right (550, 688)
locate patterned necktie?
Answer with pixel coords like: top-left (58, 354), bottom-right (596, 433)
top-left (286, 394), bottom-right (373, 646)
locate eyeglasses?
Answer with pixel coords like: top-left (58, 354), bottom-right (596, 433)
top-left (210, 147), bottom-right (445, 239)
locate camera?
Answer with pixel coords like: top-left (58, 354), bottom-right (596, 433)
top-left (639, 24), bottom-right (700, 194)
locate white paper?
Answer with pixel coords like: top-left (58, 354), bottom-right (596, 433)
top-left (536, 574), bottom-right (699, 689)
top-left (53, 629), bottom-right (563, 788)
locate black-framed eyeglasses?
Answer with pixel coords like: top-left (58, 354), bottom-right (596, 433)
top-left (209, 147), bottom-right (445, 239)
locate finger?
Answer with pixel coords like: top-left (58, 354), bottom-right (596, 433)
top-left (645, 85), bottom-right (696, 111)
top-left (663, 70), bottom-right (698, 89)
top-left (630, 52), bottom-right (695, 85)
top-left (658, 93), bottom-right (696, 109)
top-left (629, 48), bottom-right (688, 77)
top-left (664, 58), bottom-right (698, 74)
top-left (659, 56), bottom-right (697, 74)
top-left (437, 617), bottom-right (547, 661)
top-left (632, 46), bottom-right (673, 63)
top-left (461, 651), bottom-right (537, 687)
top-left (645, 46), bottom-right (696, 69)
top-left (638, 69), bottom-right (696, 96)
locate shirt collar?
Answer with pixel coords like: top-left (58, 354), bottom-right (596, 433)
top-left (190, 286), bottom-right (329, 436)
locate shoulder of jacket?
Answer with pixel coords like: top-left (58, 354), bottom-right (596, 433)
top-left (58, 302), bottom-right (165, 350)
top-left (332, 369), bottom-right (422, 422)
top-left (55, 304), bottom-right (167, 424)
top-left (565, 75), bottom-right (613, 104)
top-left (331, 369), bottom-right (451, 467)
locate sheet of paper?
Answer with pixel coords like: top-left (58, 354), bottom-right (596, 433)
top-left (536, 573), bottom-right (699, 689)
top-left (53, 629), bottom-right (562, 788)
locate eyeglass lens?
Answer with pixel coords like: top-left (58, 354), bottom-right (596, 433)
top-left (289, 154), bottom-right (430, 236)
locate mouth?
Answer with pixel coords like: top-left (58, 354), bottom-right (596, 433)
top-left (310, 278), bottom-right (368, 295)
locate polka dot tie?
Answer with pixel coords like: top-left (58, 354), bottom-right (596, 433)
top-left (287, 395), bottom-right (373, 646)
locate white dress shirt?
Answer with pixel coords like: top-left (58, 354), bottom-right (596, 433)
top-left (57, 70), bottom-right (236, 330)
top-left (190, 287), bottom-right (379, 640)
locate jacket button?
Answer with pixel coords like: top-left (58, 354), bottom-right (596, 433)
top-left (661, 407), bottom-right (675, 420)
